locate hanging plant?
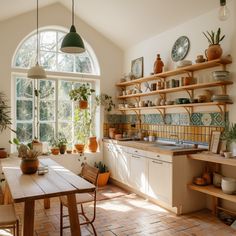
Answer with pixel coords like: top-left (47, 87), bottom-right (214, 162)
top-left (0, 92), bottom-right (12, 133)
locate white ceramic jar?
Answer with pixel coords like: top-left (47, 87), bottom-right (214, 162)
top-left (221, 177), bottom-right (236, 194)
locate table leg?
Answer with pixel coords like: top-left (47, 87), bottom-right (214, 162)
top-left (23, 199), bottom-right (35, 236)
top-left (67, 194), bottom-right (81, 236)
top-left (44, 198), bottom-right (50, 209)
top-left (3, 182), bottom-right (12, 204)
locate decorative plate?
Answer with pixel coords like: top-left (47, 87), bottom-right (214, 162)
top-left (171, 36), bottom-right (190, 62)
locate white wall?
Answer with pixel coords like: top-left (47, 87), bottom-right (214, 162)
top-left (123, 1), bottom-right (236, 211)
top-left (0, 3), bottom-right (123, 151)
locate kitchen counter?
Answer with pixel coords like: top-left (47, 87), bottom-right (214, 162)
top-left (103, 138), bottom-right (206, 155)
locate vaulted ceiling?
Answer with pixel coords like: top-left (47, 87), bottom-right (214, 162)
top-left (1, 0), bottom-right (223, 49)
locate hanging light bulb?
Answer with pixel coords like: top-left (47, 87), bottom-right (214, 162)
top-left (28, 0), bottom-right (46, 79)
top-left (61, 0), bottom-right (85, 53)
top-left (219, 0), bottom-right (230, 21)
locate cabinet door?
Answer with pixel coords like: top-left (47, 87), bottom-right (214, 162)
top-left (103, 143), bottom-right (117, 179)
top-left (148, 158), bottom-right (172, 204)
top-left (130, 154), bottom-right (148, 194)
top-left (116, 147), bottom-right (131, 185)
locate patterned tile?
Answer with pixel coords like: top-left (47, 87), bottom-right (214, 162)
top-left (179, 113), bottom-right (190, 125)
top-left (191, 113), bottom-right (202, 126)
top-left (201, 113), bottom-right (212, 126)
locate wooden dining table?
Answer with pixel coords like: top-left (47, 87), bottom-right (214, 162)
top-left (0, 157), bottom-right (95, 236)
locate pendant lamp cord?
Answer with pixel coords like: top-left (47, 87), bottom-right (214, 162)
top-left (72, 0), bottom-right (74, 25)
top-left (36, 0), bottom-right (39, 63)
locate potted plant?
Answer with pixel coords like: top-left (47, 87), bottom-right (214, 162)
top-left (18, 144), bottom-right (40, 174)
top-left (49, 138), bottom-right (60, 155)
top-left (87, 93), bottom-right (115, 153)
top-left (203, 27), bottom-right (225, 60)
top-left (57, 133), bottom-right (68, 154)
top-left (94, 161), bottom-right (110, 187)
top-left (221, 122), bottom-right (236, 155)
top-left (69, 83), bottom-right (95, 109)
top-left (0, 92), bottom-right (12, 158)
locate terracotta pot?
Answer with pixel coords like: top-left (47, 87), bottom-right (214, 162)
top-left (20, 159), bottom-right (39, 174)
top-left (79, 100), bottom-right (88, 109)
top-left (97, 172), bottom-right (110, 187)
top-left (205, 44), bottom-right (222, 61)
top-left (109, 128), bottom-right (116, 139)
top-left (74, 144), bottom-right (85, 153)
top-left (51, 148), bottom-right (60, 155)
top-left (59, 145), bottom-right (67, 154)
top-left (88, 137), bottom-right (98, 153)
top-left (0, 148), bottom-right (7, 158)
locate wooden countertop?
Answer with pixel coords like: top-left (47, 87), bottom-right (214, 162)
top-left (103, 138), bottom-right (206, 155)
top-left (188, 152), bottom-right (236, 166)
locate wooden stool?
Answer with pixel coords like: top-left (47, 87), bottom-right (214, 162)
top-left (0, 204), bottom-right (19, 236)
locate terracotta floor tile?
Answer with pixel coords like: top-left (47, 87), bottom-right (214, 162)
top-left (3, 184), bottom-right (235, 236)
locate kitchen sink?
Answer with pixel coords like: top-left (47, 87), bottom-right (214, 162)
top-left (152, 142), bottom-right (194, 150)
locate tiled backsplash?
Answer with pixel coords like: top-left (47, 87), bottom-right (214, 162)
top-left (104, 112), bottom-right (226, 145)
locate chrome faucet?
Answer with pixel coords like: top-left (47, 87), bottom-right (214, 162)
top-left (170, 134), bottom-right (180, 144)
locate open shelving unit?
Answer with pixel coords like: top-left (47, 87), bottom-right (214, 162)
top-left (116, 56), bottom-right (233, 123)
top-left (188, 153), bottom-right (236, 215)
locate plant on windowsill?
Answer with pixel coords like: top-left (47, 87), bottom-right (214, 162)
top-left (94, 161), bottom-right (110, 187)
top-left (49, 138), bottom-right (60, 155)
top-left (203, 27), bottom-right (225, 61)
top-left (87, 93), bottom-right (115, 153)
top-left (69, 83), bottom-right (95, 109)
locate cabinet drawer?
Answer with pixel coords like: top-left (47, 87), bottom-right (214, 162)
top-left (146, 150), bottom-right (173, 163)
top-left (126, 147), bottom-right (147, 157)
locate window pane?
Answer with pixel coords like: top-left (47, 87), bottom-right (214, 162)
top-left (17, 101), bottom-right (33, 120)
top-left (57, 32), bottom-right (66, 50)
top-left (40, 31), bottom-right (57, 51)
top-left (39, 80), bottom-right (55, 100)
top-left (58, 53), bottom-right (74, 72)
top-left (16, 123), bottom-right (33, 142)
top-left (39, 101), bottom-right (55, 121)
top-left (39, 123), bottom-right (55, 142)
top-left (58, 81), bottom-right (72, 100)
top-left (15, 35), bottom-right (37, 68)
top-left (40, 51), bottom-right (56, 71)
top-left (58, 101), bottom-right (72, 121)
top-left (75, 54), bottom-right (92, 73)
top-left (16, 78), bottom-right (33, 99)
top-left (58, 122), bottom-right (72, 142)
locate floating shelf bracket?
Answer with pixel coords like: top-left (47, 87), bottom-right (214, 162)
top-left (156, 108), bottom-right (166, 123)
top-left (184, 89), bottom-right (194, 99)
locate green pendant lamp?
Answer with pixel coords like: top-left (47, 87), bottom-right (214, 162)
top-left (61, 0), bottom-right (85, 53)
top-left (28, 0), bottom-right (46, 79)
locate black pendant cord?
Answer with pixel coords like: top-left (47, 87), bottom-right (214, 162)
top-left (36, 0), bottom-right (39, 63)
top-left (220, 0), bottom-right (226, 6)
top-left (72, 0), bottom-right (74, 26)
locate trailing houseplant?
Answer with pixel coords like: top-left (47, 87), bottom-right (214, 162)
top-left (203, 27), bottom-right (225, 60)
top-left (69, 83), bottom-right (95, 109)
top-left (94, 161), bottom-right (110, 187)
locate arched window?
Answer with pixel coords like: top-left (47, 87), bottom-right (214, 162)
top-left (12, 29), bottom-right (100, 148)
top-left (13, 29), bottom-right (99, 74)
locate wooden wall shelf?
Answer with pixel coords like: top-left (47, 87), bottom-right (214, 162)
top-left (117, 81), bottom-right (233, 99)
top-left (116, 57), bottom-right (232, 87)
top-left (188, 184), bottom-right (236, 204)
top-left (188, 153), bottom-right (236, 167)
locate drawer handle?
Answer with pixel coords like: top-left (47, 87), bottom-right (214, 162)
top-left (152, 160), bottom-right (163, 164)
top-left (132, 155), bottom-right (141, 159)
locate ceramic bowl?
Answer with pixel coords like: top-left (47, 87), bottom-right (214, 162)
top-left (221, 177), bottom-right (236, 194)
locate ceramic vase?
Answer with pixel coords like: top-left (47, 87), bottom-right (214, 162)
top-left (0, 148), bottom-right (7, 158)
top-left (153, 54), bottom-right (164, 74)
top-left (20, 159), bottom-right (39, 174)
top-left (88, 136), bottom-right (98, 152)
top-left (205, 44), bottom-right (222, 61)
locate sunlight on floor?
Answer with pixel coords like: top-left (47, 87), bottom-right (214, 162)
top-left (0, 229), bottom-right (13, 236)
top-left (97, 200), bottom-right (133, 212)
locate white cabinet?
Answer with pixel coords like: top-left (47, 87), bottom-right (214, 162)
top-left (129, 153), bottom-right (148, 194)
top-left (103, 142), bottom-right (117, 179)
top-left (116, 145), bottom-right (131, 185)
top-left (148, 158), bottom-right (172, 204)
